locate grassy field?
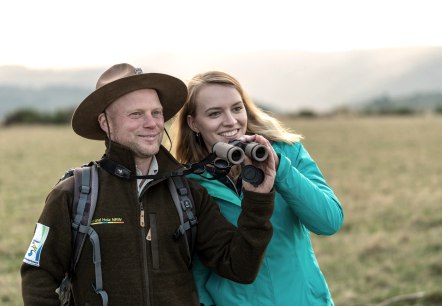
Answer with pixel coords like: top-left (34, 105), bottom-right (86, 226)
top-left (1, 116), bottom-right (442, 305)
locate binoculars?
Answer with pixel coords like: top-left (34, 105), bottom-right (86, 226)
top-left (212, 140), bottom-right (269, 165)
top-left (211, 140), bottom-right (268, 186)
top-left (212, 140), bottom-right (268, 186)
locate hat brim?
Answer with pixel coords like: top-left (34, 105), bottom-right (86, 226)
top-left (72, 73), bottom-right (187, 140)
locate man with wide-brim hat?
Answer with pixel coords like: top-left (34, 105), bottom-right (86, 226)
top-left (72, 63), bottom-right (188, 176)
top-left (72, 63), bottom-right (187, 141)
top-left (21, 63), bottom-right (276, 306)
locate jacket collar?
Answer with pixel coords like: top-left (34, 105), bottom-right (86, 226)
top-left (187, 172), bottom-right (243, 206)
top-left (102, 140), bottom-right (183, 178)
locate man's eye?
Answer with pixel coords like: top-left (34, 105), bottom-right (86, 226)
top-left (152, 110), bottom-right (163, 118)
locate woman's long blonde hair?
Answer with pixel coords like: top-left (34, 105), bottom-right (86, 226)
top-left (171, 71), bottom-right (302, 164)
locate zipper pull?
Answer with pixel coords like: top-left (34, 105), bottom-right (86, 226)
top-left (140, 209), bottom-right (145, 227)
top-left (146, 228), bottom-right (151, 241)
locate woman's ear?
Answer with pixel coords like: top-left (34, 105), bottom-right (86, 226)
top-left (187, 115), bottom-right (199, 133)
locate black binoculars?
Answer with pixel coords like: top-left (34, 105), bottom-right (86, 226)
top-left (212, 140), bottom-right (269, 165)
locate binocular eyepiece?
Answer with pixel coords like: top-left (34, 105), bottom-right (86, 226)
top-left (212, 140), bottom-right (269, 165)
top-left (231, 140), bottom-right (269, 162)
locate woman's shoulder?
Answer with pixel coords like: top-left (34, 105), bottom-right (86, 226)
top-left (272, 140), bottom-right (303, 154)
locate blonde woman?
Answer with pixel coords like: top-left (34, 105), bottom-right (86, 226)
top-left (173, 71), bottom-right (344, 306)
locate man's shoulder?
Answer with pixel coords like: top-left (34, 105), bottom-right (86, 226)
top-left (179, 177), bottom-right (210, 206)
top-left (52, 167), bottom-right (81, 192)
top-left (54, 174), bottom-right (74, 191)
top-left (182, 177), bottom-right (205, 191)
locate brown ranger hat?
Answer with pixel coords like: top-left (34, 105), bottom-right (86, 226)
top-left (72, 63), bottom-right (187, 140)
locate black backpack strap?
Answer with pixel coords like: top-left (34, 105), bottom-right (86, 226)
top-left (169, 176), bottom-right (198, 268)
top-left (58, 162), bottom-right (108, 306)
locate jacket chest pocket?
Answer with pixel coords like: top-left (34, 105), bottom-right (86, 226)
top-left (145, 209), bottom-right (191, 271)
top-left (147, 213), bottom-right (160, 270)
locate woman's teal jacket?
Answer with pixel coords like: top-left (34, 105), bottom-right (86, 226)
top-left (190, 141), bottom-right (344, 306)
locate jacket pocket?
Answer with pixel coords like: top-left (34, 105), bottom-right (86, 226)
top-left (149, 213), bottom-right (160, 270)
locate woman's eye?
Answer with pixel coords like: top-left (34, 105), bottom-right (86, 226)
top-left (233, 106), bottom-right (243, 113)
top-left (208, 112), bottom-right (220, 117)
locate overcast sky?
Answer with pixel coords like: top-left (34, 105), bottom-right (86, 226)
top-left (2, 0), bottom-right (442, 69)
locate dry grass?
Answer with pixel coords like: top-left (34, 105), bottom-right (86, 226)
top-left (1, 116), bottom-right (441, 305)
top-left (283, 115), bottom-right (442, 305)
top-left (0, 126), bottom-right (102, 305)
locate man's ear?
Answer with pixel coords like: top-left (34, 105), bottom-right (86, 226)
top-left (98, 113), bottom-right (109, 134)
top-left (187, 115), bottom-right (199, 133)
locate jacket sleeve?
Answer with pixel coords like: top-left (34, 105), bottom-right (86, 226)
top-left (191, 182), bottom-right (274, 284)
top-left (274, 142), bottom-right (344, 235)
top-left (20, 180), bottom-right (73, 306)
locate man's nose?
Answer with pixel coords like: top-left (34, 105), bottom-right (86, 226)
top-left (142, 114), bottom-right (158, 127)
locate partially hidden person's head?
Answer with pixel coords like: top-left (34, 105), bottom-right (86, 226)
top-left (173, 71), bottom-right (302, 164)
top-left (72, 63), bottom-right (187, 158)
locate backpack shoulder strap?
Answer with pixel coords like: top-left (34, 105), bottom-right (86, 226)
top-left (169, 176), bottom-right (198, 267)
top-left (70, 162), bottom-right (108, 305)
top-left (57, 162), bottom-right (102, 305)
top-left (71, 162), bottom-right (99, 270)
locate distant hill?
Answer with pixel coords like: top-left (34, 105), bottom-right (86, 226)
top-left (358, 91), bottom-right (442, 113)
top-left (0, 65), bottom-right (100, 88)
top-left (0, 66), bottom-right (98, 119)
top-left (2, 47), bottom-right (442, 118)
top-left (0, 85), bottom-right (91, 118)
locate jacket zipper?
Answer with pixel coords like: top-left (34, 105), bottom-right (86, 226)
top-left (139, 200), bottom-right (150, 306)
top-left (138, 178), bottom-right (167, 306)
top-left (225, 175), bottom-right (241, 196)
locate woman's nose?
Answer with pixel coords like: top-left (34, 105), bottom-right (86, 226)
top-left (224, 112), bottom-right (237, 125)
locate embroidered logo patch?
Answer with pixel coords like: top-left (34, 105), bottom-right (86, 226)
top-left (23, 223), bottom-right (50, 267)
top-left (91, 217), bottom-right (125, 225)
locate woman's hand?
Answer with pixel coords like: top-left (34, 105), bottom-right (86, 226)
top-left (239, 134), bottom-right (278, 193)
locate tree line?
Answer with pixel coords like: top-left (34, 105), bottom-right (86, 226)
top-left (2, 108), bottom-right (75, 126)
top-left (3, 104), bottom-right (442, 127)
